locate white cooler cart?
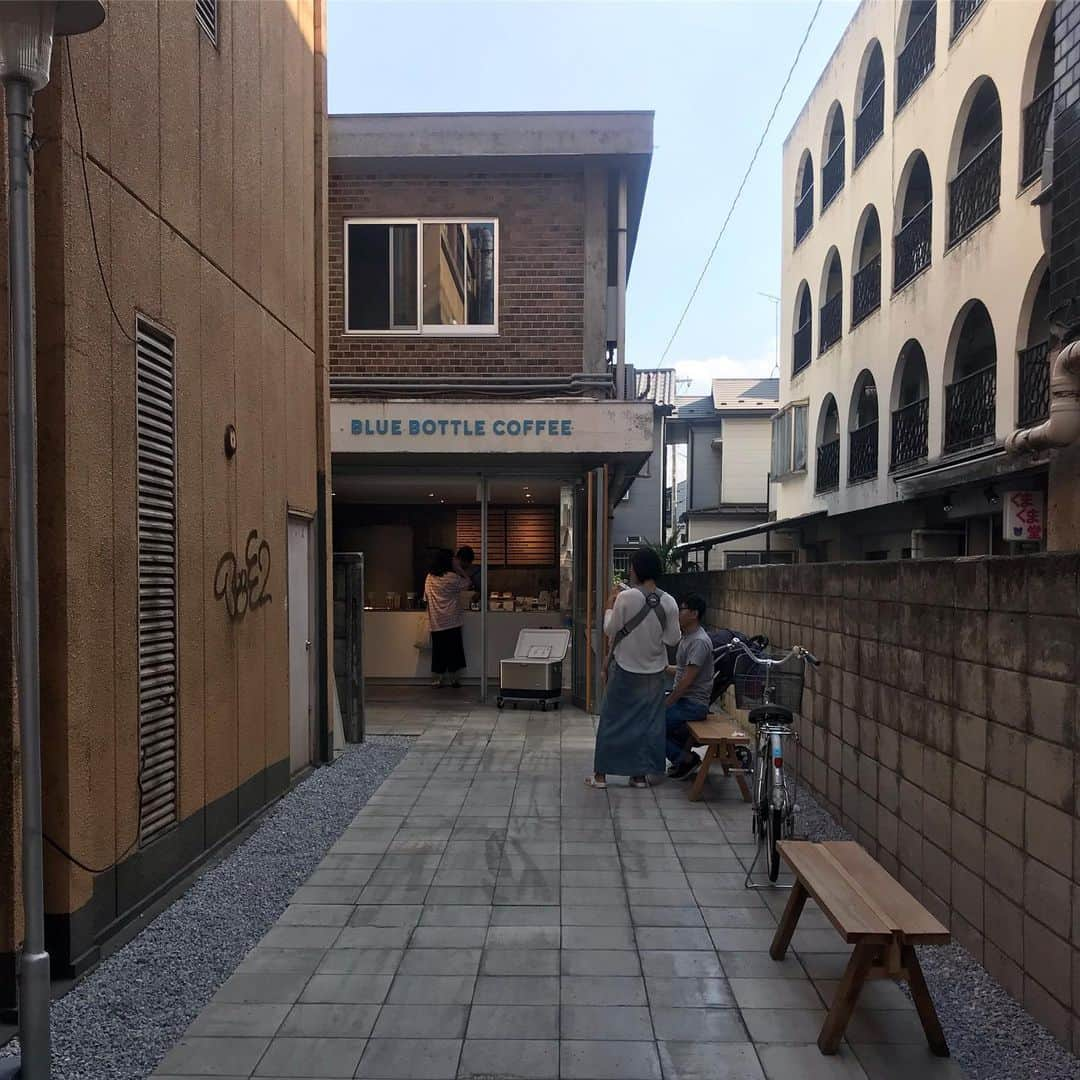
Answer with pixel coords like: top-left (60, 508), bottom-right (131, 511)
top-left (496, 628), bottom-right (570, 711)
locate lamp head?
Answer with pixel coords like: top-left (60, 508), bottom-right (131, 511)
top-left (0, 1), bottom-right (104, 92)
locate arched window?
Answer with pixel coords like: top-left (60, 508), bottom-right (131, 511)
top-left (945, 300), bottom-right (997, 451)
top-left (815, 396), bottom-right (841, 493)
top-left (897, 0), bottom-right (936, 112)
top-left (894, 151), bottom-right (932, 290)
top-left (793, 281), bottom-right (813, 376)
top-left (819, 249), bottom-right (843, 354)
top-left (952, 0), bottom-right (985, 41)
top-left (855, 40), bottom-right (886, 167)
top-left (1022, 7), bottom-right (1055, 186)
top-left (949, 78), bottom-right (1002, 245)
top-left (1018, 267), bottom-right (1051, 426)
top-left (795, 151), bottom-right (814, 246)
top-left (852, 206), bottom-right (882, 326)
top-left (848, 372), bottom-right (879, 482)
top-left (822, 103), bottom-right (846, 210)
top-left (890, 340), bottom-right (930, 468)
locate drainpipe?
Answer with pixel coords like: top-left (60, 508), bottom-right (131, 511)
top-left (1005, 340), bottom-right (1080, 454)
top-left (616, 170), bottom-right (628, 400)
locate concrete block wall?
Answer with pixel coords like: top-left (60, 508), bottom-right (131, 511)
top-left (328, 170), bottom-right (586, 378)
top-left (664, 555), bottom-right (1080, 1053)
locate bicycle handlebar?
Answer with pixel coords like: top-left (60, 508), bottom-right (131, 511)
top-left (723, 637), bottom-right (820, 668)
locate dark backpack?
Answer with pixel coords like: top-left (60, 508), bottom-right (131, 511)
top-left (708, 628), bottom-right (768, 705)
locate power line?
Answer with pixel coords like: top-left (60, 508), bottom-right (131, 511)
top-left (659, 0), bottom-right (824, 365)
top-left (66, 39), bottom-right (135, 345)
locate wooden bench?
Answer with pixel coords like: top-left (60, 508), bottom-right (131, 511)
top-left (684, 717), bottom-right (752, 803)
top-left (770, 840), bottom-right (951, 1056)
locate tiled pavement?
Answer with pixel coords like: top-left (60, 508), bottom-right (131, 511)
top-left (154, 702), bottom-right (967, 1080)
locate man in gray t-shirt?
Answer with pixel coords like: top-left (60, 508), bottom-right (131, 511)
top-left (665, 594), bottom-right (715, 779)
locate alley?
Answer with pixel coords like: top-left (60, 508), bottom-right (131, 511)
top-left (153, 704), bottom-right (964, 1080)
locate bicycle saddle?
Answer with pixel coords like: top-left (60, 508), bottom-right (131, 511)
top-left (748, 704), bottom-right (794, 725)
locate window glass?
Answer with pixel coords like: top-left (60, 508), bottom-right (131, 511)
top-left (467, 223), bottom-right (496, 325)
top-left (423, 223), bottom-right (468, 325)
top-left (771, 410), bottom-right (792, 476)
top-left (347, 223), bottom-right (417, 330)
top-left (347, 219), bottom-right (495, 332)
top-left (793, 405), bottom-right (808, 471)
top-left (391, 225), bottom-right (418, 328)
top-left (347, 223), bottom-right (391, 331)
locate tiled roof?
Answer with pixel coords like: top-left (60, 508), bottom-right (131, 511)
top-left (711, 377), bottom-right (779, 410)
top-left (672, 395), bottom-right (716, 419)
top-left (634, 368), bottom-right (677, 408)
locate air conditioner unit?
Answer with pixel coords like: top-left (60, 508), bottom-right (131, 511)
top-left (626, 535), bottom-right (642, 544)
top-left (710, 438), bottom-right (723, 450)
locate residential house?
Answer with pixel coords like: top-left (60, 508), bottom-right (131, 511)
top-left (613, 368), bottom-right (676, 573)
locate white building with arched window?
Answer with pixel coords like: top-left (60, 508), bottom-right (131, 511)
top-left (774, 0), bottom-right (1058, 560)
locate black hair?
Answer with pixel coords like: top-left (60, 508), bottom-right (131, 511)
top-left (456, 546), bottom-right (475, 565)
top-left (428, 548), bottom-right (453, 576)
top-left (681, 593), bottom-right (707, 621)
top-left (630, 546), bottom-right (663, 584)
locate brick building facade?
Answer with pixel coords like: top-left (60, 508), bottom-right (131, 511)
top-left (329, 171), bottom-right (586, 379)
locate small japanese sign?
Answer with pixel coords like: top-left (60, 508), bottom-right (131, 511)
top-left (1004, 490), bottom-right (1044, 542)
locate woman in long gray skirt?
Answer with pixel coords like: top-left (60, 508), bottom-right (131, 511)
top-left (587, 547), bottom-right (681, 789)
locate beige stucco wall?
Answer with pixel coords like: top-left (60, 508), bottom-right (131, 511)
top-left (0, 0), bottom-right (328, 973)
top-left (778, 0), bottom-right (1051, 523)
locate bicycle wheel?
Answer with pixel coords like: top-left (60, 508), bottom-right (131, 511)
top-left (766, 807), bottom-right (782, 882)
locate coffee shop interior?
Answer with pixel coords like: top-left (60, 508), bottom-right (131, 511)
top-left (332, 469), bottom-right (604, 731)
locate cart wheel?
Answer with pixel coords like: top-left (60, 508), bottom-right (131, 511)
top-left (496, 697), bottom-right (504, 709)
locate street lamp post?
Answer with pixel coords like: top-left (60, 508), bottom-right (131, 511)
top-left (0, 4), bottom-right (104, 1077)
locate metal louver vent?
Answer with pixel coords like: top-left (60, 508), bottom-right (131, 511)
top-left (136, 319), bottom-right (178, 845)
top-left (195, 0), bottom-right (217, 45)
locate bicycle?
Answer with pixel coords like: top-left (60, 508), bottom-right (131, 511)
top-left (723, 638), bottom-right (819, 885)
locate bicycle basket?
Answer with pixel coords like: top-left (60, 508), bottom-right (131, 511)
top-left (733, 647), bottom-right (805, 714)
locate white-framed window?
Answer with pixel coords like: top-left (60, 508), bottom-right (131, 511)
top-left (344, 218), bottom-right (498, 335)
top-left (771, 402), bottom-right (809, 478)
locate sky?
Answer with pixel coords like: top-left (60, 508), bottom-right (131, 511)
top-left (327, 0), bottom-right (860, 396)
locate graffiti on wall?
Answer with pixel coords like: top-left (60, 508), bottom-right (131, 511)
top-left (214, 529), bottom-right (272, 620)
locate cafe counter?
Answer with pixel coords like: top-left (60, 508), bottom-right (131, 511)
top-left (362, 609), bottom-right (568, 681)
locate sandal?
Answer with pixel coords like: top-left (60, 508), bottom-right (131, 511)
top-left (629, 776), bottom-right (650, 788)
top-left (584, 775), bottom-right (607, 789)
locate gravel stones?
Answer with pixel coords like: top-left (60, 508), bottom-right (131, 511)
top-left (0, 737), bottom-right (408, 1080)
top-left (796, 786), bottom-right (1080, 1080)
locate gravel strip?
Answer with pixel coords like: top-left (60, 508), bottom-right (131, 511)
top-left (0, 736), bottom-right (409, 1080)
top-left (796, 786), bottom-right (1080, 1080)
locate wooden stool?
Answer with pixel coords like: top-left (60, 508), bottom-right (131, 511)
top-left (684, 717), bottom-right (752, 803)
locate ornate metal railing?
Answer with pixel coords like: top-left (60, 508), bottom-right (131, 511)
top-left (1022, 83), bottom-right (1055, 188)
top-left (944, 365), bottom-right (996, 452)
top-left (819, 294), bottom-right (842, 354)
top-left (816, 439), bottom-right (840, 493)
top-left (795, 187), bottom-right (813, 246)
top-left (949, 133), bottom-right (1001, 246)
top-left (897, 3), bottom-right (936, 112)
top-left (793, 322), bottom-right (812, 375)
top-left (822, 141), bottom-right (845, 211)
top-left (851, 254), bottom-right (881, 327)
top-left (1018, 340), bottom-right (1051, 427)
top-left (894, 202), bottom-right (931, 291)
top-left (952, 0), bottom-right (983, 39)
top-left (855, 82), bottom-right (884, 168)
top-left (849, 422), bottom-right (879, 482)
top-left (890, 398), bottom-right (929, 470)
